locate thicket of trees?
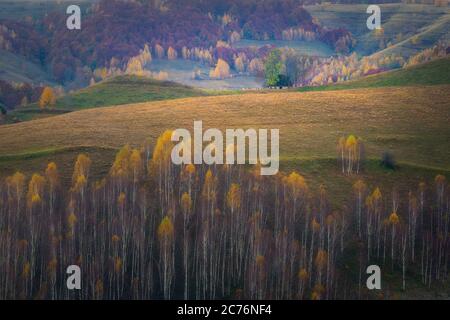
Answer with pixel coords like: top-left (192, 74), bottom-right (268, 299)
top-left (0, 80), bottom-right (43, 110)
top-left (0, 0), bottom-right (354, 87)
top-left (0, 132), bottom-right (448, 299)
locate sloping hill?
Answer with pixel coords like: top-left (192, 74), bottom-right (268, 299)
top-left (0, 85), bottom-right (448, 211)
top-left (306, 4), bottom-right (450, 56)
top-left (0, 50), bottom-right (54, 85)
top-left (369, 11), bottom-right (450, 60)
top-left (1, 85), bottom-right (449, 171)
top-left (8, 75), bottom-right (210, 122)
top-left (299, 56), bottom-right (450, 91)
top-left (56, 75), bottom-right (209, 110)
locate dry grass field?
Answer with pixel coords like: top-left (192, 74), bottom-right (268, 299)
top-left (0, 85), bottom-right (449, 207)
top-left (1, 85), bottom-right (449, 166)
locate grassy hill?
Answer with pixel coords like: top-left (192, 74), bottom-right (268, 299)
top-left (299, 56), bottom-right (450, 92)
top-left (0, 50), bottom-right (54, 85)
top-left (306, 4), bottom-right (450, 56)
top-left (1, 85), bottom-right (449, 193)
top-left (8, 75), bottom-right (210, 122)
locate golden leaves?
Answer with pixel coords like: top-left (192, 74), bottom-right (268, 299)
top-left (283, 171), bottom-right (308, 196)
top-left (150, 130), bottom-right (174, 173)
top-left (210, 58), bottom-right (230, 79)
top-left (181, 192), bottom-right (192, 213)
top-left (117, 192), bottom-right (126, 206)
top-left (226, 183), bottom-right (241, 211)
top-left (27, 173), bottom-right (45, 207)
top-left (167, 47), bottom-right (177, 60)
top-left (389, 212), bottom-right (400, 225)
top-left (45, 162), bottom-right (59, 190)
top-left (110, 145), bottom-right (143, 181)
top-left (39, 87), bottom-right (56, 110)
top-left (114, 257), bottom-right (123, 273)
top-left (311, 218), bottom-right (320, 233)
top-left (6, 171), bottom-right (26, 198)
top-left (298, 268), bottom-right (308, 281)
top-left (22, 262), bottom-right (31, 279)
top-left (68, 212), bottom-right (77, 230)
top-left (315, 249), bottom-right (328, 271)
top-left (72, 154), bottom-right (91, 185)
top-left (158, 216), bottom-right (174, 239)
top-left (353, 180), bottom-right (366, 193)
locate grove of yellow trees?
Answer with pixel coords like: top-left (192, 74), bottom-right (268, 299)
top-left (0, 131), bottom-right (448, 300)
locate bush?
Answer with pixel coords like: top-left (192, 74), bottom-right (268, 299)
top-left (381, 151), bottom-right (396, 170)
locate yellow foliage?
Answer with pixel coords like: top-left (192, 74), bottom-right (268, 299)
top-left (227, 183), bottom-right (241, 210)
top-left (325, 214), bottom-right (334, 226)
top-left (315, 249), bottom-right (328, 270)
top-left (27, 173), bottom-right (45, 207)
top-left (202, 169), bottom-right (217, 199)
top-left (155, 44), bottom-right (165, 59)
top-left (117, 192), bottom-right (126, 206)
top-left (210, 58), bottom-right (230, 79)
top-left (6, 171), bottom-right (26, 199)
top-left (234, 56), bottom-right (245, 73)
top-left (158, 216), bottom-right (174, 239)
top-left (126, 57), bottom-right (144, 75)
top-left (68, 212), bottom-right (77, 229)
top-left (298, 268), bottom-right (308, 281)
top-left (22, 262), bottom-right (31, 279)
top-left (248, 58), bottom-right (264, 75)
top-left (311, 284), bottom-right (325, 300)
top-left (185, 164), bottom-right (196, 176)
top-left (312, 218), bottom-right (320, 232)
top-left (95, 279), bottom-right (104, 297)
top-left (181, 192), bottom-right (192, 213)
top-left (130, 149), bottom-right (143, 178)
top-left (110, 145), bottom-right (131, 178)
top-left (345, 135), bottom-right (357, 149)
top-left (167, 47), bottom-right (177, 60)
top-left (72, 174), bottom-right (87, 193)
top-left (435, 174), bottom-right (446, 185)
top-left (389, 212), bottom-right (400, 225)
top-left (151, 130), bottom-right (174, 170)
top-left (372, 187), bottom-right (382, 201)
top-left (114, 257), bottom-right (122, 273)
top-left (353, 180), bottom-right (366, 193)
top-left (283, 171), bottom-right (308, 195)
top-left (72, 154), bottom-right (91, 184)
top-left (45, 162), bottom-right (59, 189)
top-left (39, 87), bottom-right (56, 110)
top-left (31, 194), bottom-right (41, 204)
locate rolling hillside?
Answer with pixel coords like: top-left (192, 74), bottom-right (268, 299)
top-left (8, 75), bottom-right (210, 122)
top-left (306, 3), bottom-right (450, 57)
top-left (1, 85), bottom-right (449, 206)
top-left (1, 85), bottom-right (449, 168)
top-left (299, 56), bottom-right (450, 91)
top-left (0, 49), bottom-right (54, 85)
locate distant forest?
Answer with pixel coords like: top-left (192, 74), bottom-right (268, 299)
top-left (0, 0), bottom-right (352, 85)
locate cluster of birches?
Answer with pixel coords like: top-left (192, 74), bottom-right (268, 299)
top-left (0, 131), bottom-right (448, 300)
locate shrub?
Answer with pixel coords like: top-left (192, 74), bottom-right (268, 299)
top-left (381, 151), bottom-right (396, 170)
